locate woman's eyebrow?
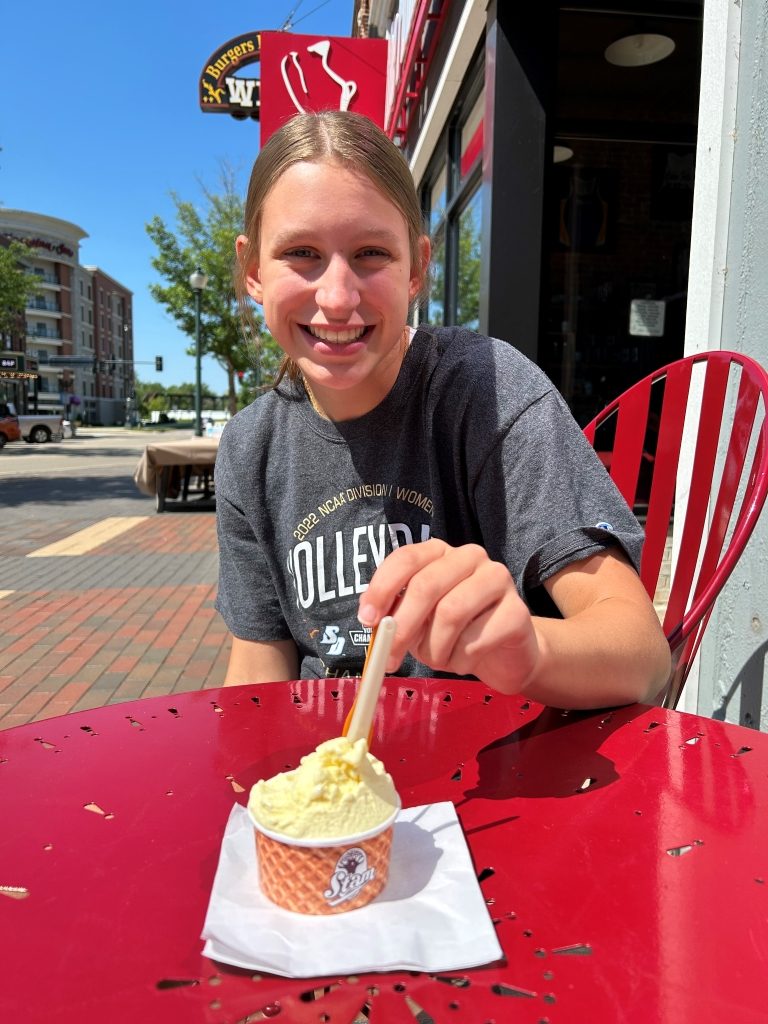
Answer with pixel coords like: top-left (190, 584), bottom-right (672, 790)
top-left (270, 227), bottom-right (404, 249)
top-left (268, 231), bottom-right (309, 250)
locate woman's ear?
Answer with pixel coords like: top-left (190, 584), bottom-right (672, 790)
top-left (409, 235), bottom-right (432, 301)
top-left (236, 234), bottom-right (263, 305)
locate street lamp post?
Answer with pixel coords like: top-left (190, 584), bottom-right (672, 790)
top-left (189, 267), bottom-right (209, 436)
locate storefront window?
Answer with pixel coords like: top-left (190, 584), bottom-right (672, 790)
top-left (422, 55), bottom-right (484, 330)
top-left (429, 224), bottom-right (446, 326)
top-left (430, 162), bottom-right (447, 232)
top-left (537, 7), bottom-right (702, 425)
top-left (542, 135), bottom-right (697, 425)
top-left (457, 189), bottom-right (481, 330)
top-left (460, 92), bottom-right (484, 183)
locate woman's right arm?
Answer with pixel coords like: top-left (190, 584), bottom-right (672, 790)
top-left (223, 636), bottom-right (299, 685)
top-left (216, 434), bottom-right (298, 686)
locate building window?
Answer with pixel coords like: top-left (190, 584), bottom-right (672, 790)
top-left (421, 55), bottom-right (484, 330)
top-left (427, 161), bottom-right (448, 326)
top-left (457, 188), bottom-right (482, 330)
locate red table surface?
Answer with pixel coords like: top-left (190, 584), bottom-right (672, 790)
top-left (1, 678), bottom-right (767, 1024)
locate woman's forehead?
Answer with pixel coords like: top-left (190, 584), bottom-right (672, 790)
top-left (261, 161), bottom-right (408, 229)
top-left (267, 159), bottom-right (378, 199)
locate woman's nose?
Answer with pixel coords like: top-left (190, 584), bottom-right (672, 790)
top-left (315, 256), bottom-right (360, 315)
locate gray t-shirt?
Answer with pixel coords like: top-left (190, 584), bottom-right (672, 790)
top-left (215, 326), bottom-right (644, 678)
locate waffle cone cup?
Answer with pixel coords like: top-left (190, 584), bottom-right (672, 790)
top-left (250, 805), bottom-right (399, 915)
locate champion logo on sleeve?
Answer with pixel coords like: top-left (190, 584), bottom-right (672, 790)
top-left (595, 521), bottom-right (614, 531)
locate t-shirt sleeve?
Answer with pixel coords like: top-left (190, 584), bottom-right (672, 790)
top-left (473, 388), bottom-right (645, 607)
top-left (214, 442), bottom-right (291, 643)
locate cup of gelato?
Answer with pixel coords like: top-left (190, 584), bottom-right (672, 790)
top-left (248, 735), bottom-right (401, 914)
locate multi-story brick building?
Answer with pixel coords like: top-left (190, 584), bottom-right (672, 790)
top-left (83, 266), bottom-right (134, 426)
top-left (0, 209), bottom-right (133, 425)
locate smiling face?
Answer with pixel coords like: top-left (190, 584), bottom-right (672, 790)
top-left (237, 160), bottom-right (429, 421)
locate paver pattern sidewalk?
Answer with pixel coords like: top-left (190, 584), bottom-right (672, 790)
top-left (0, 433), bottom-right (231, 731)
top-left (0, 515), bottom-right (229, 730)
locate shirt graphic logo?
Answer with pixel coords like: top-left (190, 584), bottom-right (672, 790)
top-left (320, 625), bottom-right (346, 656)
top-left (350, 628), bottom-right (373, 647)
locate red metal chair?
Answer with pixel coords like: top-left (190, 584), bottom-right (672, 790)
top-left (583, 350), bottom-right (768, 709)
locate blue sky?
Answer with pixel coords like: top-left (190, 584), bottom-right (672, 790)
top-left (1, 0), bottom-right (354, 395)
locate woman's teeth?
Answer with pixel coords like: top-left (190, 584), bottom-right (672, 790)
top-left (307, 325), bottom-right (367, 343)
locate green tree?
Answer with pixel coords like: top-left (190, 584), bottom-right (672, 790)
top-left (425, 195), bottom-right (481, 329)
top-left (145, 165), bottom-right (281, 416)
top-left (236, 342), bottom-right (285, 408)
top-left (166, 381), bottom-right (218, 412)
top-left (133, 378), bottom-right (166, 420)
top-left (456, 195), bottom-right (481, 330)
top-left (0, 239), bottom-right (41, 340)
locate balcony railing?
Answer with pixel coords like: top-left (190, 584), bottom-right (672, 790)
top-left (25, 326), bottom-right (62, 340)
top-left (27, 299), bottom-right (61, 313)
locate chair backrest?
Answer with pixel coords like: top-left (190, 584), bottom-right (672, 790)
top-left (583, 350), bottom-right (768, 709)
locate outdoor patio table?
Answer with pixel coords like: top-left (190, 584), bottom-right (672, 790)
top-left (2, 678), bottom-right (767, 1023)
top-left (133, 436), bottom-right (219, 511)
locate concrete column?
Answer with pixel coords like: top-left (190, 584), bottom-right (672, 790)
top-left (683, 0), bottom-right (768, 728)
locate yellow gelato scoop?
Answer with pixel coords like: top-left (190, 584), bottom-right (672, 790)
top-left (248, 735), bottom-right (400, 841)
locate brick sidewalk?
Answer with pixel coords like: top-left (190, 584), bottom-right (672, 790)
top-left (0, 514), bottom-right (230, 731)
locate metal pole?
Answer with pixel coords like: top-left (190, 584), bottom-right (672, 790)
top-left (194, 287), bottom-right (202, 437)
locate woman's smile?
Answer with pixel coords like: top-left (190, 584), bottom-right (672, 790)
top-left (303, 323), bottom-right (373, 348)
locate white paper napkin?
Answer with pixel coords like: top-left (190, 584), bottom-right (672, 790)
top-left (201, 801), bottom-right (503, 978)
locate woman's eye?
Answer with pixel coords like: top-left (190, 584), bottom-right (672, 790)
top-left (285, 247), bottom-right (316, 259)
top-left (358, 248), bottom-right (389, 259)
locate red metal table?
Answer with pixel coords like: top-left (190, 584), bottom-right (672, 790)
top-left (1, 679), bottom-right (767, 1023)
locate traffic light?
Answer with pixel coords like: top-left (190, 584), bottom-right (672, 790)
top-left (155, 356), bottom-right (163, 372)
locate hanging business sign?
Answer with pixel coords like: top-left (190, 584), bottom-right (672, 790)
top-left (199, 32), bottom-right (262, 119)
top-left (259, 32), bottom-right (387, 142)
top-left (198, 31), bottom-right (387, 140)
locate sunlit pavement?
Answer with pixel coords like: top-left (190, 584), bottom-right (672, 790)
top-left (0, 430), bottom-right (231, 730)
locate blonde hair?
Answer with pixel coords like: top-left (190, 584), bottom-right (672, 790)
top-left (235, 110), bottom-right (428, 385)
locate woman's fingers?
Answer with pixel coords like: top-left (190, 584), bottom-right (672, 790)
top-left (453, 595), bottom-right (541, 691)
top-left (358, 540), bottom-right (536, 685)
top-left (400, 557), bottom-right (514, 670)
top-left (358, 538), bottom-right (458, 625)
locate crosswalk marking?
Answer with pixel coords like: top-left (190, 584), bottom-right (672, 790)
top-left (27, 517), bottom-right (149, 557)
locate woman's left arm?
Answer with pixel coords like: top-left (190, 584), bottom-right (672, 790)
top-left (525, 548), bottom-right (671, 707)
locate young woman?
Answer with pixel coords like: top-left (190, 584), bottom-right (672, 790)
top-left (216, 110), bottom-right (671, 708)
